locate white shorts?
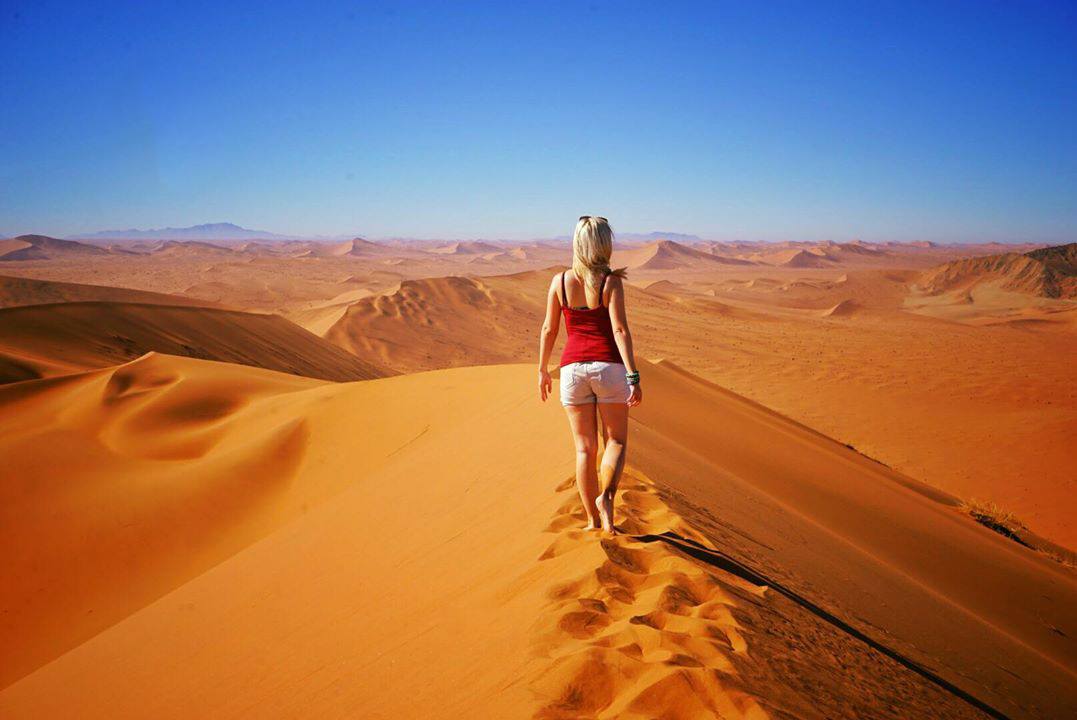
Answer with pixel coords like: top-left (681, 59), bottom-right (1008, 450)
top-left (560, 361), bottom-right (629, 406)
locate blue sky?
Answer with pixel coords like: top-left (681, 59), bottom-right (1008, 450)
top-left (2, 1), bottom-right (1075, 242)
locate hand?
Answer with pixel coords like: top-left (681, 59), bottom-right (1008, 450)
top-left (627, 383), bottom-right (642, 407)
top-left (539, 368), bottom-right (552, 402)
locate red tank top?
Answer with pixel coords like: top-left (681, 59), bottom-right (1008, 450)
top-left (559, 271), bottom-right (623, 367)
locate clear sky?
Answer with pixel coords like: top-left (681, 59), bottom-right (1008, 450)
top-left (2, 1), bottom-right (1075, 242)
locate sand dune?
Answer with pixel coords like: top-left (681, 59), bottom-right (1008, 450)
top-left (629, 359), bottom-right (1077, 718)
top-left (770, 248), bottom-right (835, 268)
top-left (427, 240), bottom-right (504, 255)
top-left (0, 274), bottom-right (217, 309)
top-left (616, 239), bottom-right (753, 270)
top-left (317, 263), bottom-right (1077, 547)
top-left (150, 239), bottom-right (234, 256)
top-left (282, 286), bottom-right (382, 335)
top-left (1, 236), bottom-right (1073, 717)
top-left (821, 298), bottom-right (861, 316)
top-left (0, 302), bottom-right (385, 383)
top-left (907, 243), bottom-right (1077, 324)
top-left (0, 354), bottom-right (1073, 717)
top-left (291, 237), bottom-right (392, 258)
top-left (918, 242), bottom-right (1076, 299)
top-left (0, 235), bottom-right (109, 261)
top-left (713, 241), bottom-right (918, 268)
top-left (642, 279), bottom-right (686, 295)
top-left (0, 239), bottom-right (560, 317)
top-left (325, 270), bottom-right (553, 372)
top-left (814, 240), bottom-right (890, 261)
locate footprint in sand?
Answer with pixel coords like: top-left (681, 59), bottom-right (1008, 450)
top-left (531, 472), bottom-right (770, 720)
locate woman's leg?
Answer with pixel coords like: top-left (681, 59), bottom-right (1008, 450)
top-left (595, 402), bottom-right (629, 533)
top-left (564, 404), bottom-right (601, 529)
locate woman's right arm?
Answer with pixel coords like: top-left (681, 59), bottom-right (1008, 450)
top-left (537, 275), bottom-right (561, 401)
top-left (607, 276), bottom-right (642, 406)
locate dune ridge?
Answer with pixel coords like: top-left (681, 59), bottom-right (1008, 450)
top-left (918, 242), bottom-right (1077, 299)
top-left (0, 235), bottom-right (109, 261)
top-left (616, 240), bottom-right (754, 270)
top-left (0, 301), bottom-right (385, 383)
top-left (321, 264), bottom-right (1075, 548)
top-left (0, 273), bottom-right (218, 309)
top-left (325, 271), bottom-right (551, 372)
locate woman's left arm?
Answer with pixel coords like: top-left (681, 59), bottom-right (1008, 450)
top-left (608, 276), bottom-right (642, 406)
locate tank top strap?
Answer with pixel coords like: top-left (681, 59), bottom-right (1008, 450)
top-left (600, 270), bottom-right (610, 307)
top-left (560, 271), bottom-right (568, 306)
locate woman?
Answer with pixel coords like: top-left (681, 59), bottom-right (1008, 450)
top-left (538, 216), bottom-right (642, 534)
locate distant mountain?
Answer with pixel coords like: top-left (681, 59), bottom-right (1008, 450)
top-left (69, 223), bottom-right (293, 241)
top-left (919, 242), bottom-right (1077, 299)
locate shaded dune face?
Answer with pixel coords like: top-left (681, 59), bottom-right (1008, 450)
top-left (0, 355), bottom-right (1074, 719)
top-left (0, 300), bottom-right (387, 383)
top-left (325, 271), bottom-right (551, 373)
top-left (918, 242), bottom-right (1077, 299)
top-left (0, 356), bottom-right (316, 687)
top-left (0, 352), bottom-right (414, 689)
top-left (0, 235), bottom-right (109, 262)
top-left (615, 240), bottom-right (755, 270)
top-left (0, 273), bottom-right (218, 309)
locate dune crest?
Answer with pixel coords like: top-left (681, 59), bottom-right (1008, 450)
top-left (0, 235), bottom-right (109, 261)
top-left (821, 299), bottom-right (860, 317)
top-left (532, 474), bottom-right (770, 719)
top-left (0, 301), bottom-right (385, 383)
top-left (325, 271), bottom-right (550, 372)
top-left (0, 274), bottom-right (218, 309)
top-left (616, 240), bottom-right (753, 270)
top-left (918, 242), bottom-right (1077, 299)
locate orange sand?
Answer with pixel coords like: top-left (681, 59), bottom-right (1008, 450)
top-left (1, 355), bottom-right (1073, 718)
top-left (1, 236), bottom-right (1074, 718)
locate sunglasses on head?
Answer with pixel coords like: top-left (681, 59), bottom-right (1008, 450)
top-left (579, 215), bottom-right (608, 222)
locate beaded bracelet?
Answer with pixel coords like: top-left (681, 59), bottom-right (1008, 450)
top-left (626, 371), bottom-right (640, 386)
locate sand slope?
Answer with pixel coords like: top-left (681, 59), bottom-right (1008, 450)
top-left (919, 242), bottom-right (1077, 299)
top-left (615, 240), bottom-right (753, 270)
top-left (0, 302), bottom-right (385, 383)
top-left (325, 270), bottom-right (552, 373)
top-left (427, 240), bottom-right (504, 255)
top-left (0, 235), bottom-right (109, 261)
top-left (1, 355), bottom-right (1073, 718)
top-left (292, 237), bottom-right (394, 258)
top-left (322, 264), bottom-right (1076, 548)
top-left (0, 273), bottom-right (217, 309)
top-left (629, 361), bottom-right (1077, 719)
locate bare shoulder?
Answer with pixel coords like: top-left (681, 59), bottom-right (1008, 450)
top-left (603, 272), bottom-right (625, 307)
top-left (605, 272), bottom-right (625, 296)
top-left (548, 271), bottom-right (563, 300)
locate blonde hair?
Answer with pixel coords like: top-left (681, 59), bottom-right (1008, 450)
top-left (572, 215), bottom-right (626, 290)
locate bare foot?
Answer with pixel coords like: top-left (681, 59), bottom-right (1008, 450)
top-left (595, 492), bottom-right (615, 534)
top-left (584, 517), bottom-right (600, 531)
